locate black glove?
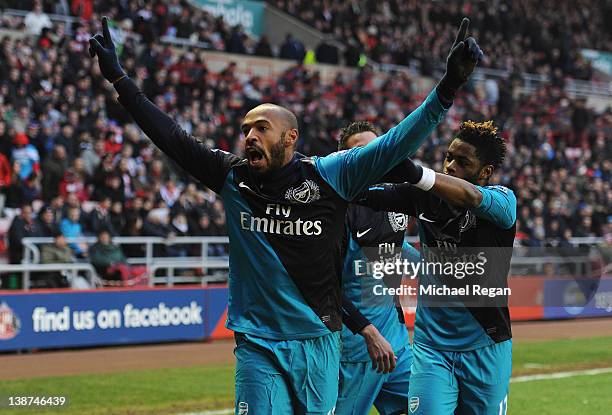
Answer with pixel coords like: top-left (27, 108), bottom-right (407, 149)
top-left (437, 18), bottom-right (484, 104)
top-left (404, 157), bottom-right (424, 184)
top-left (88, 16), bottom-right (126, 83)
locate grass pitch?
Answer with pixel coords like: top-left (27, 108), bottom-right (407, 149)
top-left (1, 336), bottom-right (612, 415)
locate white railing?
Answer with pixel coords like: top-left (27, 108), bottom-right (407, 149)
top-left (3, 8), bottom-right (80, 34)
top-left (5, 235), bottom-right (604, 291)
top-left (0, 263), bottom-right (101, 290)
top-left (1, 9), bottom-right (142, 41)
top-left (20, 236), bottom-right (230, 287)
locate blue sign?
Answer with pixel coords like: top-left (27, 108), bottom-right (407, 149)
top-left (543, 278), bottom-right (612, 319)
top-left (193, 0), bottom-right (265, 37)
top-left (0, 288), bottom-right (221, 351)
top-left (581, 49), bottom-right (612, 76)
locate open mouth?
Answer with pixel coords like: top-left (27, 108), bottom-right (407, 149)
top-left (246, 147), bottom-right (265, 167)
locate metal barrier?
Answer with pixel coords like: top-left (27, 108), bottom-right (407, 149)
top-left (16, 236), bottom-right (605, 288)
top-left (3, 8), bottom-right (80, 34)
top-left (0, 263), bottom-right (101, 290)
top-left (21, 236), bottom-right (230, 287)
top-left (2, 9), bottom-right (142, 41)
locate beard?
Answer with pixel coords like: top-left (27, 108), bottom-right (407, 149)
top-left (248, 131), bottom-right (289, 175)
top-left (267, 130), bottom-right (287, 171)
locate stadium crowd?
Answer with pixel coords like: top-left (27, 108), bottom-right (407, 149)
top-left (7, 0), bottom-right (610, 79)
top-left (270, 0), bottom-right (610, 79)
top-left (0, 0), bottom-right (298, 61)
top-left (0, 1), bottom-right (609, 286)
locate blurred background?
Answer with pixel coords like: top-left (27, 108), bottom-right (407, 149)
top-left (0, 1), bottom-right (609, 291)
top-left (0, 2), bottom-right (610, 415)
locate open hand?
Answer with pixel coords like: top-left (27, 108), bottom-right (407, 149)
top-left (361, 324), bottom-right (397, 374)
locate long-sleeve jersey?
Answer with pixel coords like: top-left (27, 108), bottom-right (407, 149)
top-left (358, 183), bottom-right (517, 350)
top-left (341, 202), bottom-right (420, 362)
top-left (114, 77), bottom-right (448, 340)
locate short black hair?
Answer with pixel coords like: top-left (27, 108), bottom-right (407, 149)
top-left (338, 121), bottom-right (379, 150)
top-left (455, 120), bottom-right (506, 169)
top-left (98, 227), bottom-right (112, 237)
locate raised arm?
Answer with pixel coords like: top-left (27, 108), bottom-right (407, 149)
top-left (88, 17), bottom-right (240, 193)
top-left (315, 90), bottom-right (446, 201)
top-left (315, 18), bottom-right (483, 201)
top-left (383, 157), bottom-right (517, 229)
top-left (425, 172), bottom-right (516, 229)
top-left (354, 183), bottom-right (421, 216)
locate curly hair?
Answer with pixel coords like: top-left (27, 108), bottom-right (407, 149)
top-left (338, 121), bottom-right (379, 150)
top-left (455, 120), bottom-right (507, 169)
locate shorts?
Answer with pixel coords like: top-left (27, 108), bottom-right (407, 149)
top-left (407, 340), bottom-right (512, 415)
top-left (336, 345), bottom-right (412, 415)
top-left (234, 331), bottom-right (341, 415)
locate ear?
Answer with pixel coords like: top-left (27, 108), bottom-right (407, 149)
top-left (479, 165), bottom-right (494, 181)
top-left (284, 128), bottom-right (299, 148)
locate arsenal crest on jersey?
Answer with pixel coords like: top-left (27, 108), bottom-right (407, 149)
top-left (285, 180), bottom-right (321, 203)
top-left (459, 211), bottom-right (476, 233)
top-left (388, 212), bottom-right (409, 232)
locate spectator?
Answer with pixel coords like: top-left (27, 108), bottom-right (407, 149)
top-left (254, 35), bottom-right (273, 57)
top-left (80, 139), bottom-right (105, 177)
top-left (60, 206), bottom-right (88, 258)
top-left (20, 173), bottom-right (41, 205)
top-left (279, 33), bottom-right (306, 61)
top-left (110, 200), bottom-right (126, 236)
top-left (37, 26), bottom-right (54, 49)
top-left (53, 124), bottom-right (77, 159)
top-left (193, 213), bottom-right (214, 236)
top-left (143, 208), bottom-right (171, 256)
top-left (11, 133), bottom-right (40, 181)
top-left (41, 144), bottom-right (68, 202)
top-left (71, 0), bottom-right (94, 20)
top-left (0, 152), bottom-right (10, 213)
top-left (86, 196), bottom-right (116, 236)
top-left (8, 203), bottom-right (41, 264)
top-left (89, 228), bottom-right (128, 283)
top-left (24, 1), bottom-right (52, 35)
top-left (315, 40), bottom-right (339, 65)
top-left (36, 205), bottom-right (58, 237)
top-left (226, 25), bottom-right (247, 54)
top-left (121, 215), bottom-right (145, 258)
top-left (243, 76), bottom-right (264, 109)
top-left (571, 98), bottom-right (590, 148)
top-left (59, 166), bottom-right (89, 202)
top-left (93, 173), bottom-right (125, 203)
top-left (160, 179), bottom-right (181, 207)
top-left (49, 195), bottom-right (65, 225)
top-left (39, 230), bottom-right (73, 288)
top-left (167, 211), bottom-right (190, 257)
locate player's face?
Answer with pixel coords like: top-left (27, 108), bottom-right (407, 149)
top-left (443, 139), bottom-right (482, 183)
top-left (242, 108), bottom-right (292, 173)
top-left (344, 130), bottom-right (377, 149)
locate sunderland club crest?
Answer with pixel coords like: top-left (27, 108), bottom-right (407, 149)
top-left (285, 180), bottom-right (321, 203)
top-left (0, 302), bottom-right (21, 340)
top-left (388, 212), bottom-right (408, 232)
